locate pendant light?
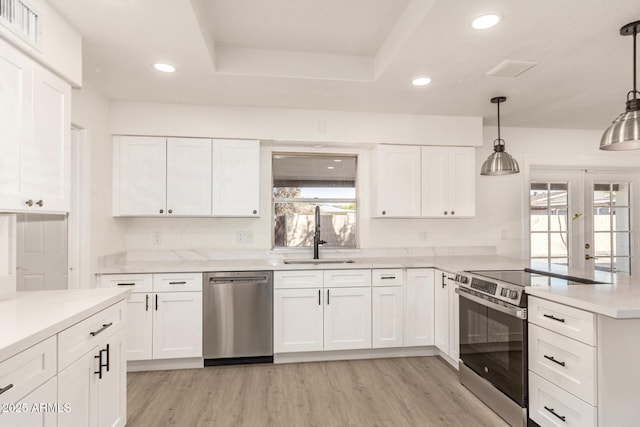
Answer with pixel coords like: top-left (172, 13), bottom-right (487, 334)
top-left (481, 96), bottom-right (520, 175)
top-left (600, 21), bottom-right (640, 150)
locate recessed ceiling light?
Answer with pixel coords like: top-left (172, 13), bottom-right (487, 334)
top-left (412, 77), bottom-right (432, 86)
top-left (327, 166), bottom-right (335, 170)
top-left (334, 159), bottom-right (342, 162)
top-left (153, 63), bottom-right (176, 73)
top-left (472, 14), bottom-right (500, 30)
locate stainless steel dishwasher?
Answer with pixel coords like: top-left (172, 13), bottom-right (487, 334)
top-left (203, 271), bottom-right (273, 365)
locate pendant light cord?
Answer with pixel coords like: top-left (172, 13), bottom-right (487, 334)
top-left (497, 101), bottom-right (501, 140)
top-left (634, 26), bottom-right (638, 100)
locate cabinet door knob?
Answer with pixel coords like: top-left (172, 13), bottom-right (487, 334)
top-left (159, 209), bottom-right (164, 214)
top-left (168, 209), bottom-right (173, 214)
top-left (25, 199), bottom-right (33, 207)
top-left (451, 211), bottom-right (455, 215)
top-left (382, 210), bottom-right (386, 215)
top-left (36, 200), bottom-right (44, 207)
top-left (444, 211), bottom-right (448, 215)
top-left (253, 210), bottom-right (257, 214)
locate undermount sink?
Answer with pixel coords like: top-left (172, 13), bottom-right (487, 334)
top-left (283, 259), bottom-right (355, 265)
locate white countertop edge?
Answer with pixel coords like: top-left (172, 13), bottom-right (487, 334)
top-left (526, 286), bottom-right (640, 319)
top-left (0, 288), bottom-right (131, 363)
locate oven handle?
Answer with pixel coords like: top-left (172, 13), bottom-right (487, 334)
top-left (455, 288), bottom-right (527, 320)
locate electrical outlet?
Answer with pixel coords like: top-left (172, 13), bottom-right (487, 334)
top-left (237, 230), bottom-right (253, 244)
top-left (152, 231), bottom-right (161, 245)
top-left (499, 229), bottom-right (508, 241)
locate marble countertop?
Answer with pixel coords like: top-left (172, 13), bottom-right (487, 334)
top-left (0, 288), bottom-right (131, 362)
top-left (96, 254), bottom-right (529, 274)
top-left (97, 250), bottom-right (640, 319)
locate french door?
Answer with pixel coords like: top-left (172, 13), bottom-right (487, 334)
top-left (529, 169), bottom-right (640, 275)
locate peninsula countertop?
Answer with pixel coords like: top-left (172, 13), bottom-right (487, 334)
top-left (0, 288), bottom-right (131, 362)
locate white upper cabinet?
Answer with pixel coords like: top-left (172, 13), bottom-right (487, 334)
top-left (372, 145), bottom-right (421, 217)
top-left (113, 136), bottom-right (167, 216)
top-left (113, 136), bottom-right (260, 217)
top-left (0, 38), bottom-right (70, 214)
top-left (211, 139), bottom-right (260, 217)
top-left (422, 146), bottom-right (475, 217)
top-left (372, 144), bottom-right (475, 218)
top-left (167, 137), bottom-right (212, 216)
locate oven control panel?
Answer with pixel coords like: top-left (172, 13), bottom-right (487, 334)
top-left (455, 272), bottom-right (524, 307)
top-left (470, 277), bottom-right (497, 295)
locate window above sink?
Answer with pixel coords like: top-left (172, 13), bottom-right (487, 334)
top-left (272, 153), bottom-right (357, 249)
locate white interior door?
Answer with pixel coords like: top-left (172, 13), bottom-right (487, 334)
top-left (529, 169), bottom-right (640, 275)
top-left (16, 213), bottom-right (68, 291)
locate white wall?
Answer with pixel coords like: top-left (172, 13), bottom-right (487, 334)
top-left (71, 82), bottom-right (125, 283)
top-left (76, 100), bottom-right (640, 262)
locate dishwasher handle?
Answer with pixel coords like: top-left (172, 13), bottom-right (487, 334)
top-left (208, 276), bottom-right (269, 283)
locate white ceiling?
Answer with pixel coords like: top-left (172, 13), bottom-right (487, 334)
top-left (50, 0), bottom-right (640, 129)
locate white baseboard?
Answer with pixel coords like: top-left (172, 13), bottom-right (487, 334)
top-left (127, 357), bottom-right (203, 372)
top-left (274, 346), bottom-right (440, 364)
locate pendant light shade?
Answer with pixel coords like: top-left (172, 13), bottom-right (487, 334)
top-left (481, 96), bottom-right (520, 175)
top-left (600, 21), bottom-right (640, 151)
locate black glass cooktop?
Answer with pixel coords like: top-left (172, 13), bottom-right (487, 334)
top-left (468, 268), bottom-right (609, 287)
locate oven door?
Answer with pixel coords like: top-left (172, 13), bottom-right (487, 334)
top-left (457, 289), bottom-right (527, 407)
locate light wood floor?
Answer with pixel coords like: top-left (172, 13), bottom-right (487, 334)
top-left (127, 356), bottom-right (509, 426)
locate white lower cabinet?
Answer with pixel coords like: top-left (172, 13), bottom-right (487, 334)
top-left (405, 269), bottom-right (435, 347)
top-left (0, 377), bottom-right (58, 427)
top-left (152, 291), bottom-right (203, 359)
top-left (0, 299), bottom-right (128, 427)
top-left (434, 270), bottom-right (458, 363)
top-left (529, 371), bottom-right (596, 427)
top-left (274, 269), bottom-right (372, 353)
top-left (58, 328), bottom-right (126, 427)
top-left (273, 288), bottom-right (323, 353)
top-left (372, 269), bottom-right (404, 349)
top-left (99, 273), bottom-right (203, 361)
top-left (324, 287), bottom-right (372, 351)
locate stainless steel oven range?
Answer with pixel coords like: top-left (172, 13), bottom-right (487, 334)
top-left (454, 270), bottom-right (529, 427)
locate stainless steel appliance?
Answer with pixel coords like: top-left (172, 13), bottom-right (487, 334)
top-left (203, 271), bottom-right (273, 365)
top-left (454, 270), bottom-right (529, 427)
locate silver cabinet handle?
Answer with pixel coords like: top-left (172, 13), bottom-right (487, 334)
top-left (25, 199), bottom-right (33, 207)
top-left (36, 200), bottom-right (43, 207)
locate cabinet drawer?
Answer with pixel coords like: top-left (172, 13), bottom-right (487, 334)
top-left (372, 269), bottom-right (404, 287)
top-left (324, 269), bottom-right (372, 288)
top-left (274, 270), bottom-right (323, 289)
top-left (58, 300), bottom-right (126, 370)
top-left (529, 323), bottom-right (597, 405)
top-left (529, 371), bottom-right (596, 427)
top-left (0, 336), bottom-right (56, 405)
top-left (153, 272), bottom-right (202, 292)
top-left (98, 273), bottom-right (153, 293)
top-left (528, 296), bottom-right (596, 345)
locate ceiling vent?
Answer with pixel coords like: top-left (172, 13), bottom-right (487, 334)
top-left (487, 59), bottom-right (537, 77)
top-left (0, 0), bottom-right (40, 48)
